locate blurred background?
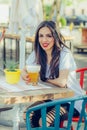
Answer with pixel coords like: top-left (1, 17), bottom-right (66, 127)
top-left (0, 0), bottom-right (87, 27)
top-left (0, 1), bottom-right (87, 130)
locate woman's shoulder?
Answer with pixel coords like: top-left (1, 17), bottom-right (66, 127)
top-left (27, 51), bottom-right (36, 60)
top-left (60, 46), bottom-right (75, 61)
top-left (61, 46), bottom-right (70, 53)
top-left (59, 47), bottom-right (77, 70)
top-left (29, 51), bottom-right (35, 56)
top-left (60, 47), bottom-right (71, 57)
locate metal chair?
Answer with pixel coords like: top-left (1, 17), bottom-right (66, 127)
top-left (76, 67), bottom-right (87, 90)
top-left (26, 95), bottom-right (87, 130)
top-left (71, 67), bottom-right (87, 130)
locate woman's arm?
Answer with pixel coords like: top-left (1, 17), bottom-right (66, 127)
top-left (47, 69), bottom-right (69, 88)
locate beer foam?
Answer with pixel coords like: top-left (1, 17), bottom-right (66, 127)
top-left (26, 65), bottom-right (41, 72)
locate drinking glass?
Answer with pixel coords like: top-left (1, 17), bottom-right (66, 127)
top-left (26, 65), bottom-right (41, 85)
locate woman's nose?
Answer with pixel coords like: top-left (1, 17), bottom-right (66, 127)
top-left (42, 36), bottom-right (48, 41)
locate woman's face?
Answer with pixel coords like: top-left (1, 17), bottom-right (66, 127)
top-left (38, 27), bottom-right (54, 52)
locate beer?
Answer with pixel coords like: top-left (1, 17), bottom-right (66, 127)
top-left (26, 65), bottom-right (41, 85)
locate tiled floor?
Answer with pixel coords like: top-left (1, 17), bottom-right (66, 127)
top-left (0, 126), bottom-right (26, 130)
top-left (0, 122), bottom-right (85, 130)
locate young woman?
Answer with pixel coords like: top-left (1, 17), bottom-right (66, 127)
top-left (21, 20), bottom-right (85, 127)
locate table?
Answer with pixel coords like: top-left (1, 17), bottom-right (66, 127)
top-left (0, 80), bottom-right (74, 105)
top-left (0, 77), bottom-right (74, 130)
top-left (0, 85), bottom-right (74, 105)
top-left (74, 44), bottom-right (87, 52)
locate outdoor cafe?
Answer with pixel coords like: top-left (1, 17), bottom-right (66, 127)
top-left (0, 0), bottom-right (87, 130)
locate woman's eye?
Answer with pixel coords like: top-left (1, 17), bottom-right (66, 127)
top-left (46, 34), bottom-right (53, 38)
top-left (39, 35), bottom-right (43, 38)
top-left (39, 34), bottom-right (53, 38)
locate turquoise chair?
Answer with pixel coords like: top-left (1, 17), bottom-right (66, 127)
top-left (26, 95), bottom-right (87, 130)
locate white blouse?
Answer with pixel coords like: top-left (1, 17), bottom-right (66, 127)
top-left (26, 47), bottom-right (85, 113)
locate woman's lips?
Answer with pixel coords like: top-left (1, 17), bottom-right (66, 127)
top-left (43, 43), bottom-right (49, 47)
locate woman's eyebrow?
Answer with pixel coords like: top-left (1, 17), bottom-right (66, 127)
top-left (39, 33), bottom-right (52, 35)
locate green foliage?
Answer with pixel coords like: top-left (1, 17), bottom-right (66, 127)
top-left (64, 0), bottom-right (73, 6)
top-left (4, 60), bottom-right (19, 72)
top-left (59, 17), bottom-right (67, 26)
top-left (63, 0), bottom-right (86, 6)
top-left (78, 0), bottom-right (86, 2)
top-left (44, 5), bottom-right (52, 20)
top-left (0, 0), bottom-right (9, 3)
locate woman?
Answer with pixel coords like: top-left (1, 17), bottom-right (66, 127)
top-left (22, 20), bottom-right (85, 127)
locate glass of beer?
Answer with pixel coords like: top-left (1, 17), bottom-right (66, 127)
top-left (26, 65), bottom-right (41, 85)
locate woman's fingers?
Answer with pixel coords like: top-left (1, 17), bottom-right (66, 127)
top-left (25, 76), bottom-right (31, 84)
top-left (21, 68), bottom-right (31, 84)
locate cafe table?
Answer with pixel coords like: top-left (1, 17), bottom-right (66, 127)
top-left (0, 76), bottom-right (74, 130)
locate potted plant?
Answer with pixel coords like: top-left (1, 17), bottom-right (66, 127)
top-left (4, 60), bottom-right (21, 84)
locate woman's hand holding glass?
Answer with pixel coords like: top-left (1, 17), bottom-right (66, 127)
top-left (21, 65), bottom-right (41, 85)
top-left (21, 68), bottom-right (31, 84)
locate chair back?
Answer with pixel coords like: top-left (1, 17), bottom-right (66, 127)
top-left (26, 95), bottom-right (87, 130)
top-left (76, 68), bottom-right (87, 89)
top-left (71, 68), bottom-right (87, 130)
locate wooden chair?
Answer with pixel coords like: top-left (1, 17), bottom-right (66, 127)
top-left (71, 67), bottom-right (87, 130)
top-left (26, 95), bottom-right (87, 130)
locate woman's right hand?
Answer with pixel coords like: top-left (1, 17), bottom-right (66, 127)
top-left (21, 67), bottom-right (31, 84)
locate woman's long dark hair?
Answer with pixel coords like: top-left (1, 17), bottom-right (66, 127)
top-left (34, 20), bottom-right (67, 81)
